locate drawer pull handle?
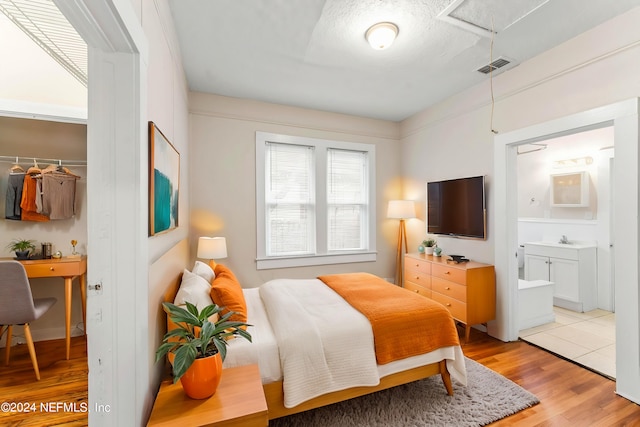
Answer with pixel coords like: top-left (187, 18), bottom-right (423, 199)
top-left (415, 276), bottom-right (419, 279)
top-left (446, 303), bottom-right (451, 307)
top-left (445, 287), bottom-right (450, 290)
top-left (444, 271), bottom-right (450, 274)
top-left (414, 290), bottom-right (419, 293)
top-left (50, 267), bottom-right (55, 271)
top-left (415, 264), bottom-right (419, 267)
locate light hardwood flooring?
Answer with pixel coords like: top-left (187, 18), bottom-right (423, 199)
top-left (1, 329), bottom-right (639, 426)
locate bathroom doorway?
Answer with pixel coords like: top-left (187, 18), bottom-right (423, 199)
top-left (515, 126), bottom-right (616, 378)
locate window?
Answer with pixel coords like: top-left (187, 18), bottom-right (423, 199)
top-left (256, 132), bottom-right (376, 269)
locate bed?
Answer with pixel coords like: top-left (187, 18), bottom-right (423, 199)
top-left (165, 263), bottom-right (467, 421)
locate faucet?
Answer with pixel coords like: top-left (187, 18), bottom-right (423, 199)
top-left (559, 235), bottom-right (569, 244)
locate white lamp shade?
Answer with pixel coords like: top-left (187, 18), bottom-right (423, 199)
top-left (387, 200), bottom-right (416, 219)
top-left (197, 237), bottom-right (228, 260)
top-left (365, 22), bottom-right (398, 50)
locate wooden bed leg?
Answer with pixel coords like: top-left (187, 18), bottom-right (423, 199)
top-left (439, 360), bottom-right (454, 396)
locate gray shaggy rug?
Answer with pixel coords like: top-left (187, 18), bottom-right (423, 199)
top-left (270, 358), bottom-right (539, 427)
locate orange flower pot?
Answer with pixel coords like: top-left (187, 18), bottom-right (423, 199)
top-left (179, 352), bottom-right (223, 399)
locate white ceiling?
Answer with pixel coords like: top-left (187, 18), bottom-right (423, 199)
top-left (168, 0), bottom-right (640, 122)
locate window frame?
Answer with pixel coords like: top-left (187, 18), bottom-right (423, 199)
top-left (256, 131), bottom-right (376, 270)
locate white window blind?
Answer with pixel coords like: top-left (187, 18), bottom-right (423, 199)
top-left (327, 148), bottom-right (368, 251)
top-left (265, 142), bottom-right (315, 256)
top-left (256, 132), bottom-right (376, 269)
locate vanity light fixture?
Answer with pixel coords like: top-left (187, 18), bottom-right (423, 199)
top-left (365, 22), bottom-right (399, 50)
top-left (552, 156), bottom-right (593, 168)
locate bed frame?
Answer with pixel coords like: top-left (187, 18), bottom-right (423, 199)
top-left (162, 274), bottom-right (454, 421)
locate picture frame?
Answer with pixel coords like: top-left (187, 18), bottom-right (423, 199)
top-left (149, 121), bottom-right (180, 235)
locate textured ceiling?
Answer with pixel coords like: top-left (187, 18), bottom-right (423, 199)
top-left (169, 0), bottom-right (640, 121)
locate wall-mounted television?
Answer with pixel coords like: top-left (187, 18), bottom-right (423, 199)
top-left (426, 175), bottom-right (486, 240)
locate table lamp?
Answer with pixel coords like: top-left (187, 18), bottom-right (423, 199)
top-left (197, 236), bottom-right (228, 269)
top-left (387, 200), bottom-right (416, 286)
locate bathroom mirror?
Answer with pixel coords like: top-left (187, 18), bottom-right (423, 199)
top-left (549, 171), bottom-right (589, 207)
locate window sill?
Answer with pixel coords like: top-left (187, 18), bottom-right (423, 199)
top-left (256, 252), bottom-right (377, 270)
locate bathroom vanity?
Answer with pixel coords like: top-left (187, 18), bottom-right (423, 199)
top-left (524, 241), bottom-right (597, 312)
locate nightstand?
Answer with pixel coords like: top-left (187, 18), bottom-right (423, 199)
top-left (147, 364), bottom-right (268, 427)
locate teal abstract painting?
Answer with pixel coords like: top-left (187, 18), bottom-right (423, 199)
top-left (149, 122), bottom-right (180, 235)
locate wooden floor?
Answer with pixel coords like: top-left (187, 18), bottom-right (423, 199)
top-left (1, 330), bottom-right (639, 426)
top-left (0, 335), bottom-right (88, 426)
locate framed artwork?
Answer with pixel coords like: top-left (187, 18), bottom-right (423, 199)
top-left (149, 121), bottom-right (180, 235)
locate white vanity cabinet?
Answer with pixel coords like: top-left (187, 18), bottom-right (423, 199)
top-left (524, 242), bottom-right (597, 312)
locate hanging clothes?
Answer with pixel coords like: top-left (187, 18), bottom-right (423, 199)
top-left (20, 174), bottom-right (49, 222)
top-left (5, 171), bottom-right (25, 220)
top-left (41, 171), bottom-right (77, 220)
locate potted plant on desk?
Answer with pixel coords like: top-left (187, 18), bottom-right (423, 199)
top-left (6, 238), bottom-right (36, 260)
top-left (155, 301), bottom-right (252, 399)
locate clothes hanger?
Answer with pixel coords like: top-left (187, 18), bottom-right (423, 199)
top-left (9, 157), bottom-right (24, 174)
top-left (26, 158), bottom-right (41, 175)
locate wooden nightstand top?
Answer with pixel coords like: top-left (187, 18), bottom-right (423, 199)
top-left (147, 364), bottom-right (268, 427)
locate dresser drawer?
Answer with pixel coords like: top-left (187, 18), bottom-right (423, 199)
top-left (405, 257), bottom-right (431, 274)
top-left (404, 267), bottom-right (431, 289)
top-left (431, 277), bottom-right (466, 302)
top-left (432, 292), bottom-right (467, 322)
top-left (404, 281), bottom-right (431, 298)
top-left (432, 264), bottom-right (466, 285)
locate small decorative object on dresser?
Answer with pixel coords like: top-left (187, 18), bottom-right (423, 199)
top-left (404, 253), bottom-right (495, 343)
top-left (156, 301), bottom-right (252, 399)
top-left (6, 238), bottom-right (36, 260)
top-left (421, 237), bottom-right (437, 255)
top-left (433, 247), bottom-right (443, 257)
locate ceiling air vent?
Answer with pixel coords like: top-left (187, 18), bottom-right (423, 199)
top-left (477, 57), bottom-right (511, 74)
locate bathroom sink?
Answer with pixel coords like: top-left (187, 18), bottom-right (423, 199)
top-left (525, 241), bottom-right (596, 249)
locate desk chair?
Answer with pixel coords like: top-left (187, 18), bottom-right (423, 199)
top-left (0, 260), bottom-right (57, 380)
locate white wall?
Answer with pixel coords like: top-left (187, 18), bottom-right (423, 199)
top-left (135, 0), bottom-right (190, 422)
top-left (400, 6), bottom-right (640, 282)
top-left (400, 6), bottom-right (640, 403)
top-left (188, 92), bottom-right (402, 286)
top-left (517, 126), bottom-right (613, 220)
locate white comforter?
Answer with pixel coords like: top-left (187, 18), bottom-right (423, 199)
top-left (259, 278), bottom-right (380, 408)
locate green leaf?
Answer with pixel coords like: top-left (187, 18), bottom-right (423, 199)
top-left (172, 344), bottom-right (197, 383)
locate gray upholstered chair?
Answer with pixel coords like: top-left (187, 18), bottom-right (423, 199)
top-left (0, 260), bottom-right (57, 380)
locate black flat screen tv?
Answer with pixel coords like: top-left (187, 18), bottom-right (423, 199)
top-left (427, 175), bottom-right (486, 240)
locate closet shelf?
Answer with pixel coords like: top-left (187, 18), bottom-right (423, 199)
top-left (0, 155), bottom-right (86, 167)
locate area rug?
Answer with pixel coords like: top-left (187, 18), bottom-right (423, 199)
top-left (270, 358), bottom-right (539, 427)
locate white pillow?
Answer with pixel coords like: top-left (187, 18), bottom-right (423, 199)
top-left (192, 260), bottom-right (215, 284)
top-left (174, 269), bottom-right (214, 310)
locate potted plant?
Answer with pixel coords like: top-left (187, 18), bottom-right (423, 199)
top-left (421, 237), bottom-right (437, 255)
top-left (155, 301), bottom-right (252, 399)
top-left (6, 238), bottom-right (36, 260)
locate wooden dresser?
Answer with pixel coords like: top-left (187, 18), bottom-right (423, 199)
top-left (404, 253), bottom-right (496, 343)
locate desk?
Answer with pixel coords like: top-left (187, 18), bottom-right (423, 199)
top-left (3, 256), bottom-right (87, 360)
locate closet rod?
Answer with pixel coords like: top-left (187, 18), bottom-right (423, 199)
top-left (0, 155), bottom-right (87, 167)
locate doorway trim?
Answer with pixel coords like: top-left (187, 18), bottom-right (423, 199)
top-left (54, 0), bottom-right (149, 425)
top-left (493, 98), bottom-right (639, 404)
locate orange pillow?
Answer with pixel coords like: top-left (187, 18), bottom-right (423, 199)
top-left (211, 264), bottom-right (248, 323)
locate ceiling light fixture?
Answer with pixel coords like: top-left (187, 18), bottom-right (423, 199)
top-left (365, 22), bottom-right (399, 50)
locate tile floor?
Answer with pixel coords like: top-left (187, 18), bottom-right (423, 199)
top-left (519, 306), bottom-right (616, 379)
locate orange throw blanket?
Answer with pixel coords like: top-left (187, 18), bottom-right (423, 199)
top-left (318, 273), bottom-right (460, 364)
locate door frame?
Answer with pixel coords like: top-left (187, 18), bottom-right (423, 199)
top-left (493, 98), bottom-right (639, 404)
top-left (54, 0), bottom-right (149, 425)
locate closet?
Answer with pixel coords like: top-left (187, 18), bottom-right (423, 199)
top-left (0, 115), bottom-right (87, 345)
